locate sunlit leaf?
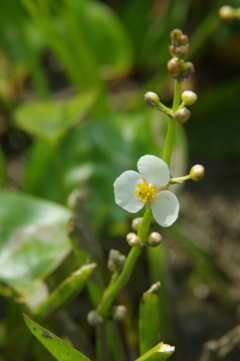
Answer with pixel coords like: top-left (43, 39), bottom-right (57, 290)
top-left (13, 92), bottom-right (95, 145)
top-left (24, 315), bottom-right (91, 361)
top-left (0, 191), bottom-right (71, 297)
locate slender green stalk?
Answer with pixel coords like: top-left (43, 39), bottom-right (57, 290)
top-left (162, 81), bottom-right (182, 166)
top-left (97, 209), bottom-right (153, 318)
top-left (170, 174), bottom-right (191, 183)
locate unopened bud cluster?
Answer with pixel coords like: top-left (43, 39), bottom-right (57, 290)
top-left (108, 249), bottom-right (126, 272)
top-left (167, 29), bottom-right (194, 82)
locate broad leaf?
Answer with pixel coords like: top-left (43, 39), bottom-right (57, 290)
top-left (0, 191), bottom-right (71, 297)
top-left (13, 92), bottom-right (95, 145)
top-left (24, 315), bottom-right (91, 361)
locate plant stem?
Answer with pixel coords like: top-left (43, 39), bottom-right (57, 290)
top-left (97, 209), bottom-right (153, 318)
top-left (170, 174), bottom-right (191, 183)
top-left (162, 81), bottom-right (182, 166)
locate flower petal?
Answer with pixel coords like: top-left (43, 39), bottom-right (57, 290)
top-left (114, 170), bottom-right (145, 213)
top-left (152, 190), bottom-right (179, 227)
top-left (137, 155), bottom-right (170, 187)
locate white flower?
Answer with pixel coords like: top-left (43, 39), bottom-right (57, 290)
top-left (113, 155), bottom-right (179, 227)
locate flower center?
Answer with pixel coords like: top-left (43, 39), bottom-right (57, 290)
top-left (135, 181), bottom-right (156, 203)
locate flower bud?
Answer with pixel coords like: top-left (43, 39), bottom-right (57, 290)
top-left (170, 29), bottom-right (183, 44)
top-left (126, 232), bottom-right (142, 247)
top-left (181, 91), bottom-right (198, 105)
top-left (219, 6), bottom-right (234, 20)
top-left (174, 107), bottom-right (191, 123)
top-left (167, 57), bottom-right (183, 78)
top-left (148, 232), bottom-right (162, 247)
top-left (108, 249), bottom-right (126, 272)
top-left (112, 305), bottom-right (127, 321)
top-left (176, 45), bottom-right (189, 59)
top-left (131, 217), bottom-right (143, 231)
top-left (87, 310), bottom-right (103, 326)
top-left (144, 92), bottom-right (160, 107)
top-left (180, 34), bottom-right (189, 45)
top-left (182, 62), bottom-right (195, 78)
top-left (117, 255), bottom-right (126, 270)
top-left (190, 164), bottom-right (205, 181)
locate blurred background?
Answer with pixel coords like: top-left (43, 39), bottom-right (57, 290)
top-left (0, 0), bottom-right (240, 360)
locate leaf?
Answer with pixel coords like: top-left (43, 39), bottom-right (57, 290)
top-left (139, 282), bottom-right (161, 355)
top-left (0, 190), bottom-right (71, 297)
top-left (36, 263), bottom-right (97, 317)
top-left (24, 314), bottom-right (91, 361)
top-left (79, 0), bottom-right (133, 79)
top-left (135, 342), bottom-right (175, 361)
top-left (13, 92), bottom-right (95, 145)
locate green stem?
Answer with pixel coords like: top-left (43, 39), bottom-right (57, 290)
top-left (170, 174), bottom-right (191, 183)
top-left (157, 103), bottom-right (173, 117)
top-left (97, 209), bottom-right (153, 318)
top-left (162, 81), bottom-right (182, 166)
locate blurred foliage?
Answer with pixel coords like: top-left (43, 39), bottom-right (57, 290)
top-left (0, 0), bottom-right (240, 360)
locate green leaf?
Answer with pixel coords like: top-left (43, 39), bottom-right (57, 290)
top-left (0, 190), bottom-right (71, 297)
top-left (135, 342), bottom-right (175, 361)
top-left (80, 0), bottom-right (133, 79)
top-left (36, 263), bottom-right (97, 317)
top-left (139, 282), bottom-right (161, 355)
top-left (24, 314), bottom-right (91, 361)
top-left (13, 92), bottom-right (95, 145)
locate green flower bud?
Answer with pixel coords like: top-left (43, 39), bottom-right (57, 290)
top-left (87, 310), bottom-right (103, 326)
top-left (131, 217), bottom-right (143, 231)
top-left (126, 232), bottom-right (142, 247)
top-left (181, 91), bottom-right (198, 105)
top-left (112, 305), bottom-right (127, 321)
top-left (174, 107), bottom-right (191, 123)
top-left (219, 6), bottom-right (234, 20)
top-left (167, 57), bottom-right (183, 78)
top-left (148, 232), bottom-right (162, 247)
top-left (144, 92), bottom-right (160, 107)
top-left (190, 164), bottom-right (205, 181)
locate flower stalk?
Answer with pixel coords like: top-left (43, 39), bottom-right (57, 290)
top-left (94, 28), bottom-right (198, 323)
top-left (163, 80), bottom-right (182, 166)
top-left (97, 209), bottom-right (153, 318)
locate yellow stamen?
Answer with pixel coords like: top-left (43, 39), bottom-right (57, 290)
top-left (135, 181), bottom-right (155, 203)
